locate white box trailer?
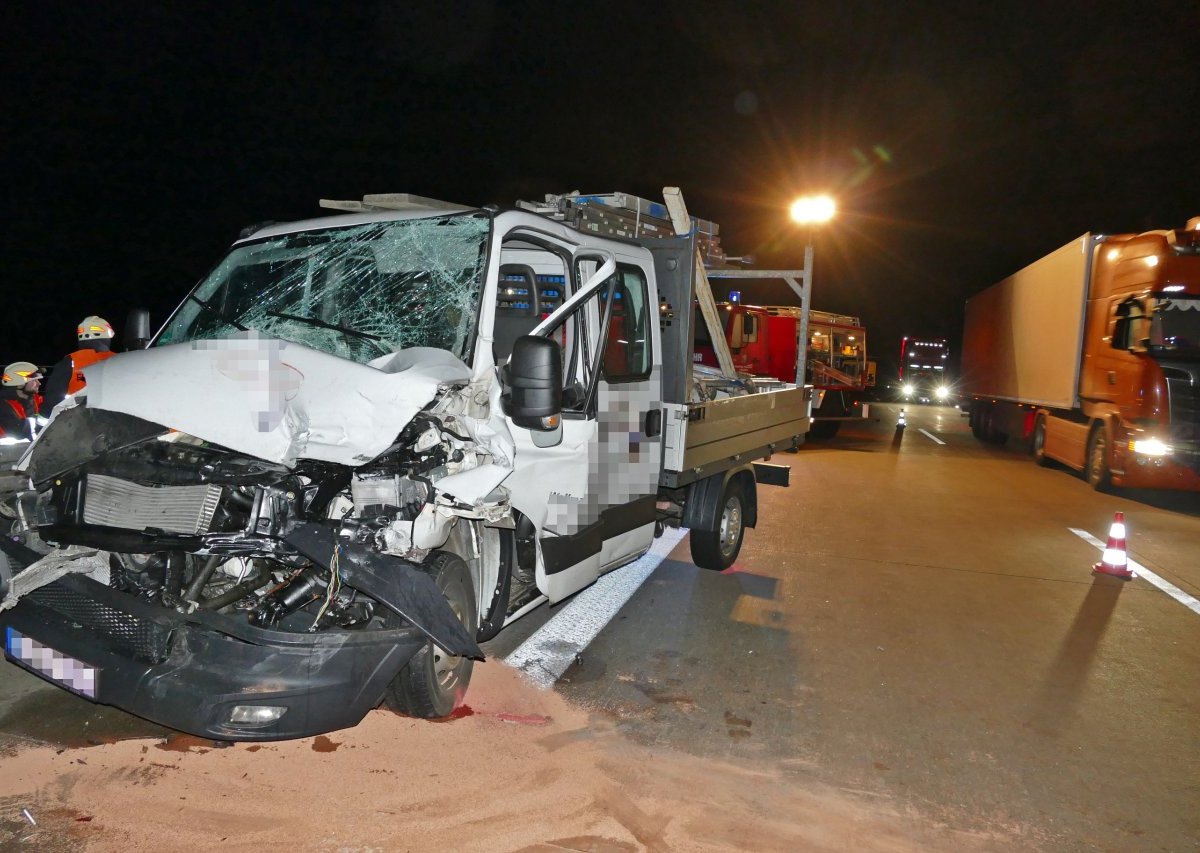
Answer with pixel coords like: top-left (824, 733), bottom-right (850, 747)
top-left (960, 234), bottom-right (1094, 409)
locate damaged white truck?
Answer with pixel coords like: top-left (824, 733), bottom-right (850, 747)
top-left (0, 189), bottom-right (811, 740)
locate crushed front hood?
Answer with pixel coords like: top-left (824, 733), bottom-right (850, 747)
top-left (82, 334), bottom-right (471, 467)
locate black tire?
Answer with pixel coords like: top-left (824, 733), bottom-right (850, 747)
top-left (474, 530), bottom-right (512, 643)
top-left (982, 406), bottom-right (1008, 446)
top-left (0, 548), bottom-right (11, 600)
top-left (809, 419), bottom-right (841, 440)
top-left (1086, 425), bottom-right (1112, 492)
top-left (690, 478), bottom-right (747, 571)
top-left (1032, 415), bottom-right (1050, 466)
top-left (811, 393), bottom-right (845, 440)
top-left (383, 552), bottom-right (477, 719)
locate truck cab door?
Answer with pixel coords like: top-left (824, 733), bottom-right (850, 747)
top-left (502, 248), bottom-right (663, 603)
top-left (1089, 296), bottom-right (1148, 404)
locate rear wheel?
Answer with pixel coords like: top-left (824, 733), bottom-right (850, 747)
top-left (1086, 425), bottom-right (1111, 491)
top-left (690, 479), bottom-right (746, 571)
top-left (969, 403), bottom-right (984, 439)
top-left (808, 419), bottom-right (841, 439)
top-left (811, 393), bottom-right (845, 440)
top-left (988, 407), bottom-right (1008, 446)
top-left (383, 552), bottom-right (477, 719)
top-left (1031, 415), bottom-right (1050, 466)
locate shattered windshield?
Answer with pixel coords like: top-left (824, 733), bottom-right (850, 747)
top-left (1151, 296), bottom-right (1200, 354)
top-left (157, 213), bottom-right (491, 364)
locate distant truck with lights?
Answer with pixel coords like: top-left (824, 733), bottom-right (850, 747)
top-left (960, 218), bottom-right (1200, 490)
top-left (898, 337), bottom-right (953, 404)
top-left (695, 304), bottom-right (875, 438)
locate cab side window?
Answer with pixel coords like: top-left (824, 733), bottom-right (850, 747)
top-left (539, 260), bottom-right (653, 416)
top-left (1112, 298), bottom-right (1150, 350)
top-left (600, 267), bottom-right (652, 382)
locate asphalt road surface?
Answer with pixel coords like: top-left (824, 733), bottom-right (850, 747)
top-left (2, 402), bottom-right (1198, 850)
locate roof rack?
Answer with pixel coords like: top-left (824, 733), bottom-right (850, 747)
top-left (318, 193), bottom-right (473, 213)
top-left (516, 191), bottom-right (729, 266)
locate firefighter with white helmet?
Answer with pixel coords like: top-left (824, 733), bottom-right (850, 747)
top-left (0, 361), bottom-right (45, 440)
top-left (77, 315), bottom-right (115, 341)
top-left (41, 315), bottom-right (118, 409)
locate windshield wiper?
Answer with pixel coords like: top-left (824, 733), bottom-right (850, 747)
top-left (188, 294), bottom-right (247, 331)
top-left (265, 311), bottom-right (386, 351)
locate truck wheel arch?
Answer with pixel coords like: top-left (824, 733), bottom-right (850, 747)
top-left (682, 466), bottom-right (758, 534)
top-left (685, 468), bottom-right (758, 570)
top-left (1086, 419), bottom-right (1114, 491)
top-left (439, 518), bottom-right (499, 636)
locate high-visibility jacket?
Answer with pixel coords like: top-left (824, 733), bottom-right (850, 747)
top-left (65, 348), bottom-right (115, 395)
top-left (0, 393), bottom-right (42, 439)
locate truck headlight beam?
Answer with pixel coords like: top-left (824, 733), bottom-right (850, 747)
top-left (1130, 438), bottom-right (1171, 457)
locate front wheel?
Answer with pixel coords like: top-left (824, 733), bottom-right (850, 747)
top-left (383, 552), bottom-right (477, 719)
top-left (690, 479), bottom-right (747, 571)
top-left (1086, 425), bottom-right (1112, 491)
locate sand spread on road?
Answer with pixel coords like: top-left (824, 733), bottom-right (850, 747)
top-left (0, 663), bottom-right (1008, 852)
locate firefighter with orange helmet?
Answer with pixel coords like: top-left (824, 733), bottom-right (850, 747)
top-left (0, 361), bottom-right (45, 440)
top-left (41, 316), bottom-right (117, 410)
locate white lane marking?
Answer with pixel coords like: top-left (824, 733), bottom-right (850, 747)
top-left (1069, 527), bottom-right (1200, 617)
top-left (918, 428), bottom-right (946, 445)
top-left (506, 527), bottom-right (689, 688)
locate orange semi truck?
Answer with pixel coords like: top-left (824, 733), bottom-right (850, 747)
top-left (961, 218), bottom-right (1200, 490)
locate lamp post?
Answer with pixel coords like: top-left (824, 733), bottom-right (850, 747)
top-left (788, 195), bottom-right (837, 385)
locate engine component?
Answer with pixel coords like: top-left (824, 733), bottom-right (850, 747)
top-left (183, 554), bottom-right (221, 605)
top-left (162, 551), bottom-right (185, 606)
top-left (111, 552), bottom-right (167, 599)
top-left (249, 569), bottom-right (325, 628)
top-left (245, 485), bottom-right (300, 538)
top-left (198, 568), bottom-right (271, 611)
top-left (378, 502), bottom-right (455, 558)
top-left (351, 473), bottom-right (428, 519)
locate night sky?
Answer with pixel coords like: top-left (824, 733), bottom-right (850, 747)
top-left (5, 2), bottom-right (1199, 380)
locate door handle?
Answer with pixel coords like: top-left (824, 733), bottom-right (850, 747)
top-left (644, 408), bottom-right (662, 437)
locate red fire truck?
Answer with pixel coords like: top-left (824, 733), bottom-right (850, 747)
top-left (695, 303), bottom-right (875, 438)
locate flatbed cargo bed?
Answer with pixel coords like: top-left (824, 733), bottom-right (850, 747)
top-left (661, 386), bottom-right (809, 487)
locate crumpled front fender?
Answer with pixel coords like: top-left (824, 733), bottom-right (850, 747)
top-left (284, 523), bottom-right (483, 660)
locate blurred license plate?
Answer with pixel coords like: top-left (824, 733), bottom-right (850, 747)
top-left (5, 627), bottom-right (98, 698)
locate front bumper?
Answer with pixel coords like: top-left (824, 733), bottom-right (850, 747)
top-left (1, 574), bottom-right (425, 740)
top-left (1112, 453), bottom-right (1200, 490)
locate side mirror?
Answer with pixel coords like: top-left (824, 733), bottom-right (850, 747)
top-left (501, 336), bottom-right (563, 430)
top-left (126, 308), bottom-right (152, 350)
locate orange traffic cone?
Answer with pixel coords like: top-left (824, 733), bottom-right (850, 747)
top-left (1093, 512), bottom-right (1135, 580)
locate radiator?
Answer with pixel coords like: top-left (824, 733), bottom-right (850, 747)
top-left (83, 474), bottom-right (223, 534)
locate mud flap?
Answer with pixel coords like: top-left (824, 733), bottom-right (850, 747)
top-left (284, 523), bottom-right (484, 661)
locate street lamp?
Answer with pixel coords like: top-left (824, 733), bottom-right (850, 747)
top-left (788, 194), bottom-right (837, 386)
top-left (789, 194), bottom-right (836, 225)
